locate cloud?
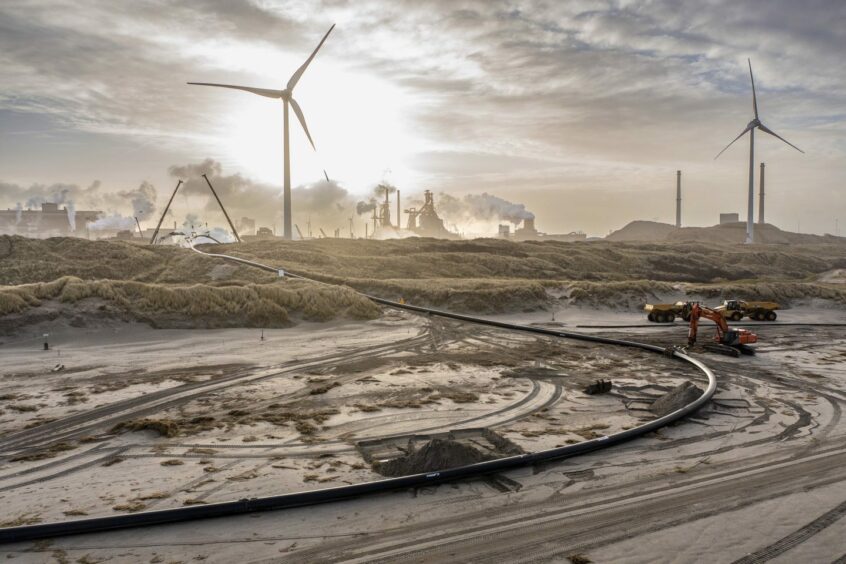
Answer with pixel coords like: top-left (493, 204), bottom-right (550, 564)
top-left (1, 1), bottom-right (844, 235)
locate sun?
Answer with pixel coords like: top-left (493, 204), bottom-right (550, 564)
top-left (209, 58), bottom-right (424, 194)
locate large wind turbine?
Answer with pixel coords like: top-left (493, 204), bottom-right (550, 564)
top-left (189, 24), bottom-right (335, 240)
top-left (715, 59), bottom-right (803, 244)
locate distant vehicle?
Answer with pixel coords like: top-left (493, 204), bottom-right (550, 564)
top-left (644, 301), bottom-right (693, 323)
top-left (644, 299), bottom-right (779, 323)
top-left (714, 299), bottom-right (779, 321)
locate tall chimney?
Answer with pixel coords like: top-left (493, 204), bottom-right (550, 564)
top-left (675, 170), bottom-right (682, 228)
top-left (397, 190), bottom-right (400, 231)
top-left (758, 162), bottom-right (765, 225)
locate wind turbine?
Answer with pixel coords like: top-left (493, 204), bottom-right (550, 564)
top-left (715, 58), bottom-right (803, 244)
top-left (189, 24), bottom-right (335, 240)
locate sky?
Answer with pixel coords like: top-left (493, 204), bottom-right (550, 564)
top-left (1, 0), bottom-right (845, 237)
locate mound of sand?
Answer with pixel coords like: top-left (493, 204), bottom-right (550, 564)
top-left (606, 221), bottom-right (678, 242)
top-left (650, 381), bottom-right (704, 417)
top-left (607, 221), bottom-right (845, 246)
top-left (373, 439), bottom-right (496, 476)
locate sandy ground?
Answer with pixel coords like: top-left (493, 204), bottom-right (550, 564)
top-left (0, 305), bottom-right (845, 562)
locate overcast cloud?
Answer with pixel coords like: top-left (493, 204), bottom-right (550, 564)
top-left (1, 0), bottom-right (844, 236)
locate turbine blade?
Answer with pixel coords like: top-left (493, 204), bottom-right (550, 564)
top-left (289, 97), bottom-right (315, 150)
top-left (287, 24), bottom-right (335, 91)
top-left (187, 82), bottom-right (283, 99)
top-left (748, 59), bottom-right (759, 119)
top-left (757, 123), bottom-right (805, 153)
top-left (714, 123), bottom-right (754, 160)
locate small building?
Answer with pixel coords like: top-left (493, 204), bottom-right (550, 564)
top-left (720, 213), bottom-right (740, 225)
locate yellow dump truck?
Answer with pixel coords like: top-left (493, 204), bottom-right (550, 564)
top-left (714, 299), bottom-right (779, 321)
top-left (644, 301), bottom-right (692, 323)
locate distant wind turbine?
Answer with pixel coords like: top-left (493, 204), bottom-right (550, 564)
top-left (715, 58), bottom-right (803, 244)
top-left (189, 24), bottom-right (335, 240)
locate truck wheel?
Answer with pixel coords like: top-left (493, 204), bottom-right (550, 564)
top-left (730, 312), bottom-right (743, 321)
top-left (682, 314), bottom-right (691, 322)
top-left (765, 311), bottom-right (777, 321)
top-left (647, 313), bottom-right (655, 322)
top-left (666, 314), bottom-right (676, 323)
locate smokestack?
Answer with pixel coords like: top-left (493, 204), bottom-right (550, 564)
top-left (758, 162), bottom-right (765, 225)
top-left (397, 190), bottom-right (400, 231)
top-left (675, 170), bottom-right (681, 229)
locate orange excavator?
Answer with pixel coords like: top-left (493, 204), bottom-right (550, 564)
top-left (687, 303), bottom-right (758, 356)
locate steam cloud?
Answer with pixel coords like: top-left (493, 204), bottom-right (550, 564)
top-left (356, 200), bottom-right (377, 215)
top-left (2, 159), bottom-right (536, 238)
top-left (437, 192), bottom-right (535, 226)
top-left (88, 214), bottom-right (136, 231)
top-left (169, 159), bottom-right (357, 233)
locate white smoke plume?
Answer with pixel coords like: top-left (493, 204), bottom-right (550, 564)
top-left (121, 181), bottom-right (157, 222)
top-left (436, 192), bottom-right (535, 229)
top-left (88, 214), bottom-right (135, 231)
top-left (66, 201), bottom-right (76, 232)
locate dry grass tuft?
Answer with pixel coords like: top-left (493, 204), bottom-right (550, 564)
top-left (112, 500), bottom-right (146, 512)
top-left (111, 418), bottom-right (179, 437)
top-left (0, 514), bottom-right (42, 527)
top-left (160, 459), bottom-right (185, 466)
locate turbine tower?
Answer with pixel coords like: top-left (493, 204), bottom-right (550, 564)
top-left (189, 25), bottom-right (335, 240)
top-left (715, 59), bottom-right (803, 244)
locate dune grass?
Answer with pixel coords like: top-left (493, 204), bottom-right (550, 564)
top-left (0, 275), bottom-right (380, 328)
top-left (1, 235), bottom-right (844, 330)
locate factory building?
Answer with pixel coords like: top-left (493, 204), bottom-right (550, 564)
top-left (0, 203), bottom-right (102, 238)
top-left (505, 217), bottom-right (587, 242)
top-left (404, 190), bottom-right (458, 239)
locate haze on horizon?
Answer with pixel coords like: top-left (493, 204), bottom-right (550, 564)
top-left (1, 0), bottom-right (845, 237)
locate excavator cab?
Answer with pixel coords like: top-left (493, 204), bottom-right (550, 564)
top-left (722, 328), bottom-right (757, 347)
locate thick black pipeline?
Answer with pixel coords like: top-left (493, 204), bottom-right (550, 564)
top-left (0, 246), bottom-right (716, 544)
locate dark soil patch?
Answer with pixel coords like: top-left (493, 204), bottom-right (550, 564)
top-left (650, 381), bottom-right (704, 417)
